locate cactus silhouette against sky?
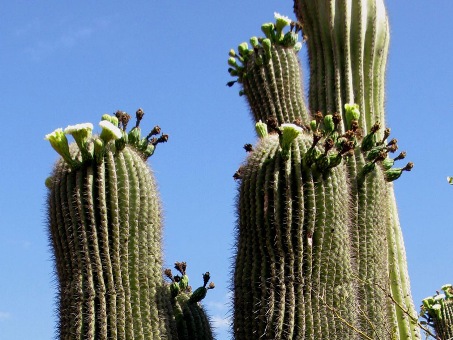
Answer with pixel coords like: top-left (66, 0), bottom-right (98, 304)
top-left (45, 111), bottom-right (214, 339)
top-left (228, 1), bottom-right (420, 338)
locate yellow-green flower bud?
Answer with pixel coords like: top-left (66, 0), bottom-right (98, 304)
top-left (344, 103), bottom-right (360, 130)
top-left (229, 49), bottom-right (236, 57)
top-left (262, 38), bottom-right (272, 60)
top-left (228, 57), bottom-right (238, 68)
top-left (101, 114), bottom-right (119, 127)
top-left (448, 176), bottom-right (453, 185)
top-left (323, 114), bottom-right (335, 134)
top-left (255, 120), bottom-right (268, 138)
top-left (238, 42), bottom-right (249, 56)
top-left (310, 120), bottom-right (317, 132)
top-left (261, 23), bottom-right (275, 40)
top-left (250, 36), bottom-right (259, 48)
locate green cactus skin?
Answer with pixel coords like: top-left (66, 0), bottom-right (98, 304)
top-left (46, 111), bottom-right (214, 340)
top-left (234, 132), bottom-right (357, 339)
top-left (294, 1), bottom-right (419, 338)
top-left (228, 6), bottom-right (419, 339)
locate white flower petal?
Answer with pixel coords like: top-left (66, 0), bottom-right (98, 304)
top-left (99, 120), bottom-right (122, 139)
top-left (64, 123), bottom-right (93, 134)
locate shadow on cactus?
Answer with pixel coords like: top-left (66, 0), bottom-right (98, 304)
top-left (45, 109), bottom-right (215, 339)
top-left (228, 8), bottom-right (419, 340)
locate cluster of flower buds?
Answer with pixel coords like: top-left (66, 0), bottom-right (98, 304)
top-left (357, 116), bottom-right (413, 182)
top-left (226, 12), bottom-right (303, 93)
top-left (232, 103), bottom-right (414, 182)
top-left (164, 262), bottom-right (215, 304)
top-left (45, 108), bottom-right (168, 168)
top-left (420, 284), bottom-right (453, 324)
top-left (302, 110), bottom-right (357, 173)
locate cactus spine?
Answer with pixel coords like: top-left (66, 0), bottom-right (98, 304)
top-left (46, 111), bottom-right (214, 339)
top-left (228, 4), bottom-right (419, 339)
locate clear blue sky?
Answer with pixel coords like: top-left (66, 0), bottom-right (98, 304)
top-left (0, 1), bottom-right (452, 339)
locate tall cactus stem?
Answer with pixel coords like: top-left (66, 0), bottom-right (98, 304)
top-left (46, 112), bottom-right (215, 339)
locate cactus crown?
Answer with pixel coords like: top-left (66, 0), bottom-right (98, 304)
top-left (45, 108), bottom-right (168, 168)
top-left (420, 284), bottom-right (453, 339)
top-left (227, 13), bottom-right (309, 125)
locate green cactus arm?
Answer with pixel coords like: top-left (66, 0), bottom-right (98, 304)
top-left (228, 14), bottom-right (310, 126)
top-left (295, 0), bottom-right (389, 134)
top-left (293, 2), bottom-right (419, 339)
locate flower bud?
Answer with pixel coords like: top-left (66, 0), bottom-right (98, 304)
top-left (255, 120), bottom-right (268, 138)
top-left (323, 114), bottom-right (335, 134)
top-left (228, 57), bottom-right (238, 68)
top-left (344, 103), bottom-right (360, 130)
top-left (261, 23), bottom-right (275, 40)
top-left (238, 42), bottom-right (249, 56)
top-left (262, 38), bottom-right (272, 60)
top-left (250, 36), bottom-right (259, 48)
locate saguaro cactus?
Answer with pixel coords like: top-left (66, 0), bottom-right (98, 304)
top-left (228, 2), bottom-right (419, 339)
top-left (45, 110), bottom-right (214, 340)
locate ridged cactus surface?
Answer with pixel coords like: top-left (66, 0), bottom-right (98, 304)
top-left (293, 1), bottom-right (419, 338)
top-left (46, 111), bottom-right (215, 340)
top-left (228, 4), bottom-right (419, 339)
